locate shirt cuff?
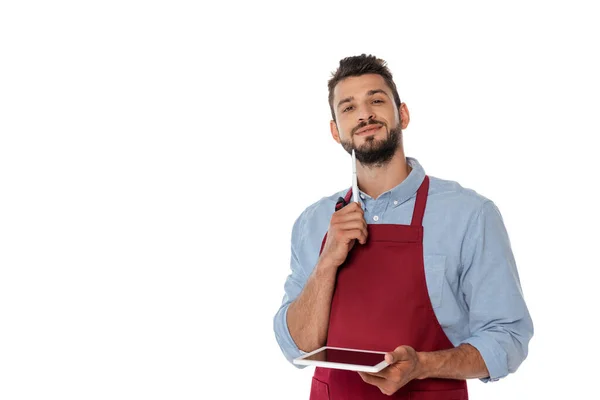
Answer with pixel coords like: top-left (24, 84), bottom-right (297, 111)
top-left (461, 335), bottom-right (508, 382)
top-left (275, 304), bottom-right (308, 368)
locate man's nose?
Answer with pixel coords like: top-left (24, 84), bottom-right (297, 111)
top-left (357, 105), bottom-right (375, 122)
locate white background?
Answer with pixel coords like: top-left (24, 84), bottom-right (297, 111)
top-left (1, 1), bottom-right (599, 399)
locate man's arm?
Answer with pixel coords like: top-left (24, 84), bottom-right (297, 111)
top-left (417, 343), bottom-right (489, 380)
top-left (458, 200), bottom-right (534, 381)
top-left (274, 202), bottom-right (368, 362)
top-left (287, 202), bottom-right (367, 352)
top-left (286, 258), bottom-right (338, 352)
top-left (273, 212), bottom-right (311, 365)
top-left (358, 344), bottom-right (487, 396)
top-left (359, 200), bottom-right (534, 395)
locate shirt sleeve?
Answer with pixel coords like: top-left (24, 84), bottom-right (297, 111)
top-left (273, 212), bottom-right (310, 367)
top-left (459, 200), bottom-right (534, 382)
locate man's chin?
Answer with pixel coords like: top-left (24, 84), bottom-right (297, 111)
top-left (356, 141), bottom-right (386, 153)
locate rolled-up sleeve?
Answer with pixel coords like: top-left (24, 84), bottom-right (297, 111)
top-left (459, 200), bottom-right (534, 382)
top-left (273, 213), bottom-right (309, 367)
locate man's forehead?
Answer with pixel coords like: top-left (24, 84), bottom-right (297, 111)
top-left (333, 74), bottom-right (391, 100)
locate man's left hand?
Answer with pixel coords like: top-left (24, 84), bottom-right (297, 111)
top-left (358, 345), bottom-right (423, 396)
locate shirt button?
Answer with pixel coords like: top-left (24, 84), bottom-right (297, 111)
top-left (373, 215), bottom-right (379, 221)
top-left (393, 200), bottom-right (398, 205)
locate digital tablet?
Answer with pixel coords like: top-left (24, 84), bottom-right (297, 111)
top-left (293, 346), bottom-right (389, 373)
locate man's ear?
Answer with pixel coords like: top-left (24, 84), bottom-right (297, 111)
top-left (399, 103), bottom-right (410, 129)
top-left (330, 120), bottom-right (342, 144)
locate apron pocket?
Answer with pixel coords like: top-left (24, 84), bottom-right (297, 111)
top-left (309, 377), bottom-right (330, 400)
top-left (423, 255), bottom-right (447, 309)
top-left (409, 388), bottom-right (467, 400)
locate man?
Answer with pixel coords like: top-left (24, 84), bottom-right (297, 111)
top-left (273, 54), bottom-right (533, 399)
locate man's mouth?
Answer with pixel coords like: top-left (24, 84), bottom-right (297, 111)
top-left (355, 125), bottom-right (382, 136)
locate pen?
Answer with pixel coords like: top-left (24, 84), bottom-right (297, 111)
top-left (352, 149), bottom-right (359, 203)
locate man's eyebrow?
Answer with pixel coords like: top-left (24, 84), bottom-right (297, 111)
top-left (367, 89), bottom-right (390, 98)
top-left (337, 96), bottom-right (354, 110)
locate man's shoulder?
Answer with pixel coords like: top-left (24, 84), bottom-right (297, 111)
top-left (290, 188), bottom-right (348, 246)
top-left (427, 175), bottom-right (493, 212)
top-left (296, 188), bottom-right (349, 223)
top-left (293, 187), bottom-right (351, 230)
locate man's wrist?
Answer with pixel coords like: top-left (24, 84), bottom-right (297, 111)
top-left (415, 351), bottom-right (433, 380)
top-left (315, 256), bottom-right (340, 274)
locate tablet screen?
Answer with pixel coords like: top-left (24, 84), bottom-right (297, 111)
top-left (303, 348), bottom-right (385, 367)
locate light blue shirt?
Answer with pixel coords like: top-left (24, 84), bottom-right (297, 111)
top-left (273, 157), bottom-right (533, 382)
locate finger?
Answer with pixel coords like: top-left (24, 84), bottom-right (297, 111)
top-left (358, 230), bottom-right (368, 245)
top-left (334, 223), bottom-right (368, 243)
top-left (333, 209), bottom-right (365, 223)
top-left (333, 215), bottom-right (366, 229)
top-left (364, 367), bottom-right (392, 379)
top-left (358, 372), bottom-right (397, 395)
top-left (338, 229), bottom-right (368, 245)
top-left (335, 201), bottom-right (363, 215)
top-left (335, 220), bottom-right (367, 232)
top-left (357, 371), bottom-right (386, 387)
top-left (331, 214), bottom-right (366, 231)
top-left (347, 201), bottom-right (363, 211)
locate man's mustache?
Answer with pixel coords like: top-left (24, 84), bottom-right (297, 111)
top-left (352, 120), bottom-right (386, 136)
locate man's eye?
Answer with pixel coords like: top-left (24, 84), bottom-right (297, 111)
top-left (343, 106), bottom-right (354, 112)
top-left (373, 99), bottom-right (384, 104)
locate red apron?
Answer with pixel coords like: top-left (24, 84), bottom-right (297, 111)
top-left (310, 176), bottom-right (468, 400)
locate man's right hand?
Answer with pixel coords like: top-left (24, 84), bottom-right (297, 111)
top-left (319, 202), bottom-right (368, 269)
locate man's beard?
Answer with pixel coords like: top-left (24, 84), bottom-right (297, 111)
top-left (341, 121), bottom-right (402, 167)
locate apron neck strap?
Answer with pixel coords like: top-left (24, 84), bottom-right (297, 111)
top-left (411, 175), bottom-right (430, 227)
top-left (336, 175), bottom-right (430, 227)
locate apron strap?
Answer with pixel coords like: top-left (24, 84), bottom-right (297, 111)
top-left (335, 175), bottom-right (430, 227)
top-left (411, 175), bottom-right (430, 227)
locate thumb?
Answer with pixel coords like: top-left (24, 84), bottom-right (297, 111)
top-left (385, 352), bottom-right (395, 364)
top-left (386, 346), bottom-right (407, 364)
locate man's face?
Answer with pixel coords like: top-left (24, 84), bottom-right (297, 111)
top-left (330, 74), bottom-right (408, 166)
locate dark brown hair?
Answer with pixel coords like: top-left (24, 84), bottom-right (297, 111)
top-left (327, 54), bottom-right (401, 121)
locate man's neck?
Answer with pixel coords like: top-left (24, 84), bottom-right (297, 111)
top-left (357, 149), bottom-right (411, 200)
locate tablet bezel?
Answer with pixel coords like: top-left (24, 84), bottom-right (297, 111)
top-left (292, 346), bottom-right (389, 373)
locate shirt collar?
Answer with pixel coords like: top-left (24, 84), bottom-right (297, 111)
top-left (357, 157), bottom-right (426, 208)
